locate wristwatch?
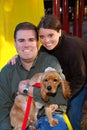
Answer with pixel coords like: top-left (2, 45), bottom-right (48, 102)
top-left (23, 85), bottom-right (29, 95)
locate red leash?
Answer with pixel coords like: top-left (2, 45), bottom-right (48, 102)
top-left (21, 83), bottom-right (41, 130)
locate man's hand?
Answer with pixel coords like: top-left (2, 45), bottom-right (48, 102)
top-left (17, 79), bottom-right (30, 94)
top-left (17, 79), bottom-right (33, 97)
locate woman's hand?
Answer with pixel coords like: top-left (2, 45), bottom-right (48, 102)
top-left (8, 55), bottom-right (18, 65)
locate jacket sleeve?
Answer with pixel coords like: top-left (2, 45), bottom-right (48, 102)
top-left (68, 46), bottom-right (86, 97)
top-left (0, 71), bottom-right (12, 130)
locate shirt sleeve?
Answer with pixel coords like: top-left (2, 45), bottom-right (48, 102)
top-left (0, 87), bottom-right (12, 130)
top-left (0, 70), bottom-right (12, 130)
top-left (68, 47), bottom-right (86, 96)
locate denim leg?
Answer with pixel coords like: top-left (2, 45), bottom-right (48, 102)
top-left (26, 114), bottom-right (68, 130)
top-left (67, 84), bottom-right (87, 130)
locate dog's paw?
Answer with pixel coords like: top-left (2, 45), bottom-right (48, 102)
top-left (50, 104), bottom-right (58, 112)
top-left (29, 120), bottom-right (36, 130)
top-left (29, 126), bottom-right (36, 130)
top-left (50, 118), bottom-right (58, 127)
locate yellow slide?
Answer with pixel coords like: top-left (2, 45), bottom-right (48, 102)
top-left (0, 0), bottom-right (44, 70)
top-left (63, 113), bottom-right (73, 130)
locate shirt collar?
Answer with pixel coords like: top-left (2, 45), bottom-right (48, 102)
top-left (17, 55), bottom-right (38, 69)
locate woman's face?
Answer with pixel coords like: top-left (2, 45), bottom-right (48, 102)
top-left (39, 28), bottom-right (61, 50)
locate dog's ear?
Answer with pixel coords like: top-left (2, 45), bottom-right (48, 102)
top-left (40, 83), bottom-right (49, 102)
top-left (61, 79), bottom-right (71, 99)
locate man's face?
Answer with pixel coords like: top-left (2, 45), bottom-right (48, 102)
top-left (15, 29), bottom-right (38, 63)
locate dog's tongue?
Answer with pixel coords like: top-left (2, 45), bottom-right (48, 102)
top-left (32, 83), bottom-right (41, 88)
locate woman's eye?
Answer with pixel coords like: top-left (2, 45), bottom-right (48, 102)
top-left (40, 35), bottom-right (44, 39)
top-left (49, 34), bottom-right (53, 37)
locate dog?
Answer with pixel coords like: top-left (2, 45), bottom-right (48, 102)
top-left (81, 99), bottom-right (87, 130)
top-left (10, 69), bottom-right (71, 130)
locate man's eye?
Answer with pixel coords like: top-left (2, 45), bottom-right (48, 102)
top-left (29, 38), bottom-right (35, 42)
top-left (18, 39), bottom-right (24, 42)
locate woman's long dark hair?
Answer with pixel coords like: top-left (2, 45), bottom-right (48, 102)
top-left (37, 15), bottom-right (62, 32)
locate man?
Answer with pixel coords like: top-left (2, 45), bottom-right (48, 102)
top-left (0, 22), bottom-right (65, 130)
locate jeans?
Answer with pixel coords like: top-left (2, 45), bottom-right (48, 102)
top-left (67, 84), bottom-right (87, 130)
top-left (26, 114), bottom-right (69, 130)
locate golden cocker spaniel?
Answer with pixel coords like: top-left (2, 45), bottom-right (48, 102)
top-left (10, 69), bottom-right (71, 130)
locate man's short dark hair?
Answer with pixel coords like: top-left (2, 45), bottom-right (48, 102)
top-left (14, 22), bottom-right (39, 41)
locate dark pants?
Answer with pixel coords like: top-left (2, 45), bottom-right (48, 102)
top-left (67, 84), bottom-right (87, 130)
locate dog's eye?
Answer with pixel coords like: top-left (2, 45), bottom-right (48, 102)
top-left (54, 79), bottom-right (58, 82)
top-left (44, 79), bottom-right (48, 82)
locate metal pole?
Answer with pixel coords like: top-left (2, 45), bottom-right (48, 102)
top-left (73, 0), bottom-right (78, 36)
top-left (78, 0), bottom-right (84, 37)
top-left (53, 0), bottom-right (60, 20)
top-left (62, 0), bottom-right (69, 34)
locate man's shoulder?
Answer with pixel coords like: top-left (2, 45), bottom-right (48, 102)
top-left (1, 62), bottom-right (17, 75)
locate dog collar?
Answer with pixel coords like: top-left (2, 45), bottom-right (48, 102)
top-left (23, 83), bottom-right (41, 95)
top-left (32, 83), bottom-right (41, 88)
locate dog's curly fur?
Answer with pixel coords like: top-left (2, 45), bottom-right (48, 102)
top-left (10, 70), bottom-right (71, 130)
top-left (81, 100), bottom-right (87, 130)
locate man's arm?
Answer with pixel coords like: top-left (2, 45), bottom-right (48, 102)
top-left (0, 70), bottom-right (13, 130)
top-left (0, 87), bottom-right (12, 130)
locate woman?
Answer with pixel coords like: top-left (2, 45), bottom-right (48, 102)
top-left (37, 15), bottom-right (87, 130)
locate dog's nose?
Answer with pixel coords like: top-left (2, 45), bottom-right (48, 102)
top-left (47, 86), bottom-right (52, 90)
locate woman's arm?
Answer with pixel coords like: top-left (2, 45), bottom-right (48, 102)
top-left (8, 55), bottom-right (18, 65)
